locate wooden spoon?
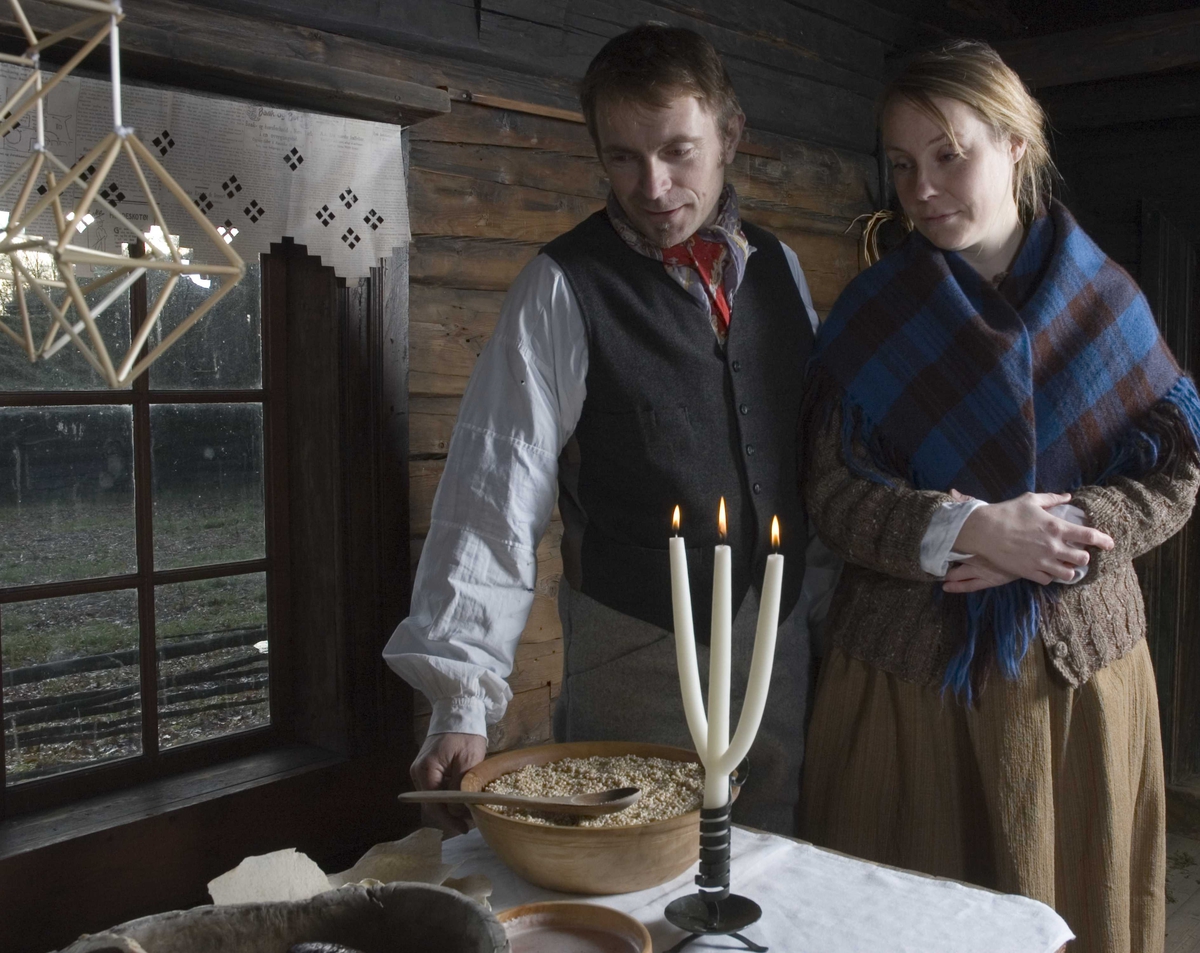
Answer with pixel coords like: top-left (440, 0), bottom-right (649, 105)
top-left (397, 786), bottom-right (641, 816)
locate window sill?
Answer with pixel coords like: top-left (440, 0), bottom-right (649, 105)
top-left (0, 743), bottom-right (344, 861)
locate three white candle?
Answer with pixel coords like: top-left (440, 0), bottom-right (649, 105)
top-left (670, 502), bottom-right (784, 809)
top-left (706, 499), bottom-right (733, 808)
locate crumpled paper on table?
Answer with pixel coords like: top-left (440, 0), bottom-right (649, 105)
top-left (207, 828), bottom-right (492, 909)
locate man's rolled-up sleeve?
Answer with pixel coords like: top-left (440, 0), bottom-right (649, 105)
top-left (382, 255), bottom-right (587, 737)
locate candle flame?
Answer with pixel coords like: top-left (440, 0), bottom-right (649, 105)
top-left (672, 505), bottom-right (681, 533)
top-left (718, 497), bottom-right (727, 540)
top-left (771, 515), bottom-right (781, 550)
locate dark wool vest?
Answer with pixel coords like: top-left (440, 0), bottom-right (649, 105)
top-left (543, 210), bottom-right (811, 638)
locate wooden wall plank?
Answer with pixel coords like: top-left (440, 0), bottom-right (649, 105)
top-left (409, 459), bottom-right (444, 537)
top-left (509, 636), bottom-right (564, 695)
top-left (638, 0), bottom-right (887, 77)
top-left (410, 134), bottom-right (875, 228)
top-left (410, 320), bottom-right (489, 383)
top-left (523, 594), bottom-right (564, 646)
top-left (865, 0), bottom-right (1022, 43)
top-left (410, 284), bottom-right (509, 327)
top-left (729, 130), bottom-right (879, 222)
top-left (476, 0), bottom-right (887, 116)
top-left (409, 168), bottom-right (603, 242)
top-left (766, 228), bottom-right (861, 313)
top-left (410, 396), bottom-right (462, 456)
top-left (410, 369), bottom-right (471, 398)
top-left (410, 237), bottom-right (542, 291)
top-left (479, 0), bottom-right (887, 89)
top-left (537, 520), bottom-right (565, 587)
top-left (995, 8), bottom-right (1200, 90)
top-left (411, 101), bottom-right (597, 155)
top-left (408, 286), bottom-right (505, 389)
top-left (486, 685), bottom-right (552, 751)
top-left (411, 140), bottom-right (609, 201)
top-left (1040, 71), bottom-right (1200, 130)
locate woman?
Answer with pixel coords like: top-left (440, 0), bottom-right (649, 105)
top-left (801, 40), bottom-right (1200, 953)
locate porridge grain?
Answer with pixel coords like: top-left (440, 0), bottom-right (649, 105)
top-left (483, 755), bottom-right (703, 827)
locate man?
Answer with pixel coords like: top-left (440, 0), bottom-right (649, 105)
top-left (383, 24), bottom-right (835, 835)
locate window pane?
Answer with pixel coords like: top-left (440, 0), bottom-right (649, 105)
top-left (0, 405), bottom-right (136, 588)
top-left (3, 588), bottom-right (141, 785)
top-left (147, 261), bottom-right (261, 389)
top-left (0, 258), bottom-right (132, 391)
top-left (156, 573), bottom-right (268, 749)
top-left (151, 403), bottom-right (265, 570)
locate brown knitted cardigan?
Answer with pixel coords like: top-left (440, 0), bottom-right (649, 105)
top-left (804, 399), bottom-right (1200, 689)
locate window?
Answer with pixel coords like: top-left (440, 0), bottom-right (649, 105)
top-left (0, 250), bottom-right (284, 816)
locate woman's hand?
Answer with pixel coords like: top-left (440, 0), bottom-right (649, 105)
top-left (942, 555), bottom-right (1018, 593)
top-left (952, 491), bottom-right (1114, 585)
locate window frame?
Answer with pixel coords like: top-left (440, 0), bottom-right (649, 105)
top-left (0, 254), bottom-right (292, 819)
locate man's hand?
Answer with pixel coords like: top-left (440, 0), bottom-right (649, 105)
top-left (952, 492), bottom-right (1114, 585)
top-left (408, 731), bottom-right (489, 836)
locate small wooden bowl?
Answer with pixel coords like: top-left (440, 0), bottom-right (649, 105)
top-left (498, 901), bottom-right (652, 953)
top-left (460, 740), bottom-right (703, 895)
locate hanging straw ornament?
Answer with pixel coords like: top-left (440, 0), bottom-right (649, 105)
top-left (0, 0), bottom-right (126, 359)
top-left (0, 79), bottom-right (66, 358)
top-left (0, 5), bottom-right (246, 387)
top-left (0, 0), bottom-right (124, 141)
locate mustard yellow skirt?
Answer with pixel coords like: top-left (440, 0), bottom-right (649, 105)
top-left (801, 638), bottom-right (1165, 953)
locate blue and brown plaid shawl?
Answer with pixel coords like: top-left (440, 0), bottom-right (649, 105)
top-left (812, 199), bottom-right (1200, 699)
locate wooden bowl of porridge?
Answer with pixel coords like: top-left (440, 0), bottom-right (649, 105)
top-left (460, 741), bottom-right (709, 895)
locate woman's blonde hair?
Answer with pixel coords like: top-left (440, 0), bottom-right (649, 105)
top-left (882, 40), bottom-right (1055, 224)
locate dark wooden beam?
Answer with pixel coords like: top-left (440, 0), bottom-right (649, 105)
top-left (141, 0), bottom-right (586, 118)
top-left (1039, 70), bottom-right (1200, 129)
top-left (871, 0), bottom-right (1026, 48)
top-left (112, 0), bottom-right (879, 152)
top-left (995, 8), bottom-right (1200, 89)
top-left (0, 0), bottom-right (451, 125)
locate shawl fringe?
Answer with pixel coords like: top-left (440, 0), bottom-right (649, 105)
top-left (1096, 376), bottom-right (1200, 485)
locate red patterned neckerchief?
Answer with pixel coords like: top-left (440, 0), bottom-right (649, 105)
top-left (606, 185), bottom-right (754, 344)
top-left (661, 235), bottom-right (732, 336)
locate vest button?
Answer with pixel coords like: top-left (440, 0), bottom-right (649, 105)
top-left (739, 403), bottom-right (749, 415)
top-left (746, 444), bottom-right (755, 456)
top-left (1052, 641), bottom-right (1068, 659)
top-left (731, 360), bottom-right (742, 372)
top-left (752, 482), bottom-right (762, 494)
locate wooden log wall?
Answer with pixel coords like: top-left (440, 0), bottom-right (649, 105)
top-left (405, 100), bottom-right (876, 750)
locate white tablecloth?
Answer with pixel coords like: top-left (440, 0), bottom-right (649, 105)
top-left (442, 827), bottom-right (1074, 953)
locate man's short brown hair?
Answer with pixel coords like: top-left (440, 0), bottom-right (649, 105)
top-left (580, 25), bottom-right (743, 148)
